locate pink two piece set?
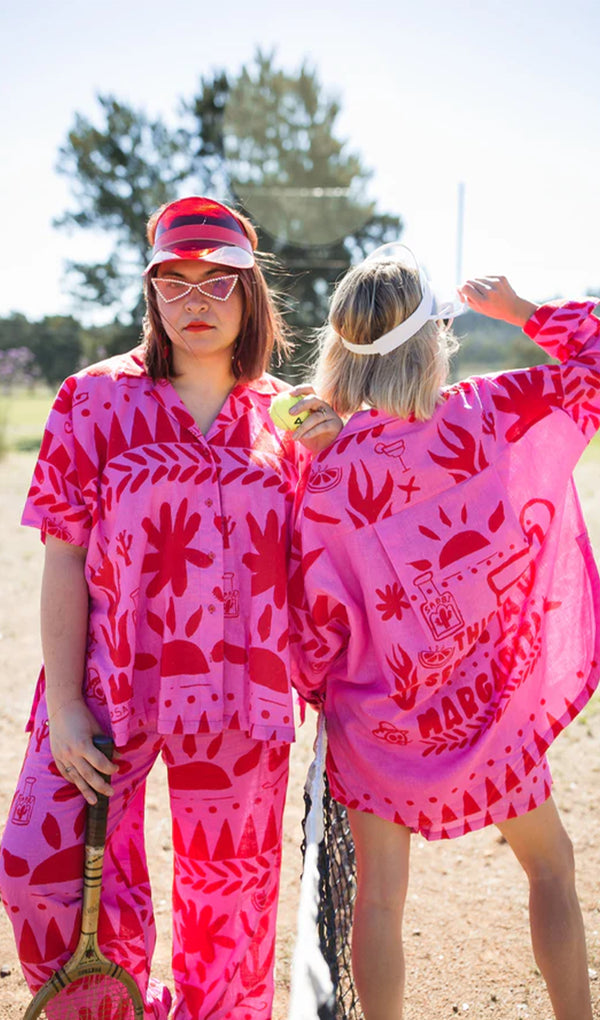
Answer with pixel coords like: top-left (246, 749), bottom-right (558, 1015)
top-left (1, 355), bottom-right (305, 1019)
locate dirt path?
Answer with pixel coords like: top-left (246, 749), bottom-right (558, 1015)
top-left (0, 451), bottom-right (598, 1019)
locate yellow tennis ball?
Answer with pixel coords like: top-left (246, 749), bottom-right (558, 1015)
top-left (268, 392), bottom-right (310, 431)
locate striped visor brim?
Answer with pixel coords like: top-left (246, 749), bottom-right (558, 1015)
top-left (144, 197), bottom-right (255, 274)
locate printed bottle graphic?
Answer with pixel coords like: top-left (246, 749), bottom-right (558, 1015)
top-left (12, 777), bottom-right (36, 826)
top-left (223, 572), bottom-right (240, 618)
top-left (414, 571), bottom-right (464, 640)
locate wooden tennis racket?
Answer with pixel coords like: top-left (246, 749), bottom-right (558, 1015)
top-left (23, 734), bottom-right (144, 1019)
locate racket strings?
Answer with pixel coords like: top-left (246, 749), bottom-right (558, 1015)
top-left (301, 774), bottom-right (363, 1019)
top-left (40, 974), bottom-right (137, 1020)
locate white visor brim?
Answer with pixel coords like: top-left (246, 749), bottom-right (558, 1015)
top-left (144, 245), bottom-right (255, 274)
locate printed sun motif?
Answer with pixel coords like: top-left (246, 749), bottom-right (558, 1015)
top-left (417, 500), bottom-right (505, 569)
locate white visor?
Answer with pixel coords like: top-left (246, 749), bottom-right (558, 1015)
top-left (144, 245), bottom-right (254, 274)
top-left (340, 243), bottom-right (465, 356)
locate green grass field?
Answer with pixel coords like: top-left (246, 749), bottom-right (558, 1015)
top-left (2, 386), bottom-right (600, 458)
top-left (0, 387), bottom-right (54, 453)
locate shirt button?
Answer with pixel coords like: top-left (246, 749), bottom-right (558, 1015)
top-left (205, 498), bottom-right (213, 507)
top-left (208, 552), bottom-right (216, 562)
top-left (208, 604), bottom-right (216, 614)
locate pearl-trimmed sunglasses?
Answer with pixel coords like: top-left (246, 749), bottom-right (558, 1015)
top-left (151, 274), bottom-right (239, 304)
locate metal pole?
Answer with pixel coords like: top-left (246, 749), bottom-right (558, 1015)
top-left (456, 181), bottom-right (465, 286)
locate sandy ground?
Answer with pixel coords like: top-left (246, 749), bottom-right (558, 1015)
top-left (0, 450), bottom-right (598, 1019)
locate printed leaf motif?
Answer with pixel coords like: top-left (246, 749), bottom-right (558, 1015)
top-left (166, 597), bottom-right (176, 635)
top-left (1, 848), bottom-right (29, 878)
top-left (185, 606), bottom-right (203, 637)
top-left (488, 500), bottom-right (505, 533)
top-left (258, 604), bottom-right (273, 641)
top-left (41, 812), bottom-right (62, 851)
top-left (429, 419), bottom-right (489, 482)
top-left (492, 368), bottom-right (560, 443)
top-left (347, 461), bottom-right (394, 527)
top-left (409, 558), bottom-right (432, 571)
top-left (387, 644), bottom-right (418, 710)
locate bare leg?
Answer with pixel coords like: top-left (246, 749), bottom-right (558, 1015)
top-left (347, 808), bottom-right (411, 1020)
top-left (497, 796), bottom-right (592, 1020)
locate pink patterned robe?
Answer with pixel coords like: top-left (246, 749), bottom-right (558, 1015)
top-left (290, 301), bottom-right (600, 839)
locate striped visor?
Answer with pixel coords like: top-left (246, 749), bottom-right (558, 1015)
top-left (144, 196), bottom-right (255, 274)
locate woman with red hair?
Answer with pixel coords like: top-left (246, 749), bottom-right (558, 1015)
top-left (0, 196), bottom-right (340, 1018)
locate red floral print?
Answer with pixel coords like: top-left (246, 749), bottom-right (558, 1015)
top-left (141, 499), bottom-right (212, 598)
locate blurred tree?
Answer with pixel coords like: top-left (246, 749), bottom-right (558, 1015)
top-left (0, 313), bottom-right (36, 351)
top-left (30, 317), bottom-right (86, 386)
top-left (0, 314), bottom-right (84, 386)
top-left (56, 54), bottom-right (402, 375)
top-left (0, 347), bottom-right (41, 393)
top-left (55, 95), bottom-right (189, 320)
top-left (186, 52), bottom-right (402, 374)
top-left (81, 319), bottom-right (141, 363)
top-left (451, 310), bottom-right (551, 380)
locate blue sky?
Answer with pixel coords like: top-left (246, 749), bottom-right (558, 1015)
top-left (2, 0), bottom-right (599, 323)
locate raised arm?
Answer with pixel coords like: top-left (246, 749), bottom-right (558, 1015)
top-left (460, 276), bottom-right (600, 442)
top-left (458, 275), bottom-right (537, 326)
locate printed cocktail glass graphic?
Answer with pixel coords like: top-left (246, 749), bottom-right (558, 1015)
top-left (487, 545), bottom-right (531, 599)
top-left (414, 571), bottom-right (464, 640)
top-left (223, 572), bottom-right (240, 618)
top-left (375, 438), bottom-right (410, 472)
top-left (12, 777), bottom-right (36, 826)
top-left (487, 499), bottom-right (553, 601)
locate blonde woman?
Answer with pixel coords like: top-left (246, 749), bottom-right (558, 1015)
top-left (290, 246), bottom-right (599, 1020)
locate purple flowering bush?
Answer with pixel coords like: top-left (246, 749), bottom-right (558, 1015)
top-left (0, 347), bottom-right (41, 393)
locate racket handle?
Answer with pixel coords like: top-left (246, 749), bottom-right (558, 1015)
top-left (86, 734), bottom-right (115, 849)
top-left (92, 733), bottom-right (115, 768)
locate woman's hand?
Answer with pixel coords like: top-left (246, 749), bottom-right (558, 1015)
top-left (41, 536), bottom-right (116, 803)
top-left (286, 385), bottom-right (344, 454)
top-left (458, 276), bottom-right (538, 327)
top-left (49, 698), bottom-right (117, 804)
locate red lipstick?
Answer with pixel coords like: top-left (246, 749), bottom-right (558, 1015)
top-left (185, 321), bottom-right (212, 332)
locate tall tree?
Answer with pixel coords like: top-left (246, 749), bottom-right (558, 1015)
top-left (186, 53), bottom-right (402, 370)
top-left (56, 95), bottom-right (189, 319)
top-left (57, 54), bottom-right (402, 373)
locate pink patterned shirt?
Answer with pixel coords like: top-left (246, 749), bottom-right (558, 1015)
top-left (290, 301), bottom-right (600, 835)
top-left (23, 348), bottom-right (306, 745)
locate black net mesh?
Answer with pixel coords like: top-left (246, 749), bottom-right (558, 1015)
top-left (301, 773), bottom-right (363, 1020)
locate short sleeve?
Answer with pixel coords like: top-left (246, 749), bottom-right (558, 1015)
top-left (288, 523), bottom-right (350, 705)
top-left (21, 376), bottom-right (95, 547)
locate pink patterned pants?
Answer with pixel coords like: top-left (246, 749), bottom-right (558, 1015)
top-left (0, 706), bottom-right (290, 1020)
